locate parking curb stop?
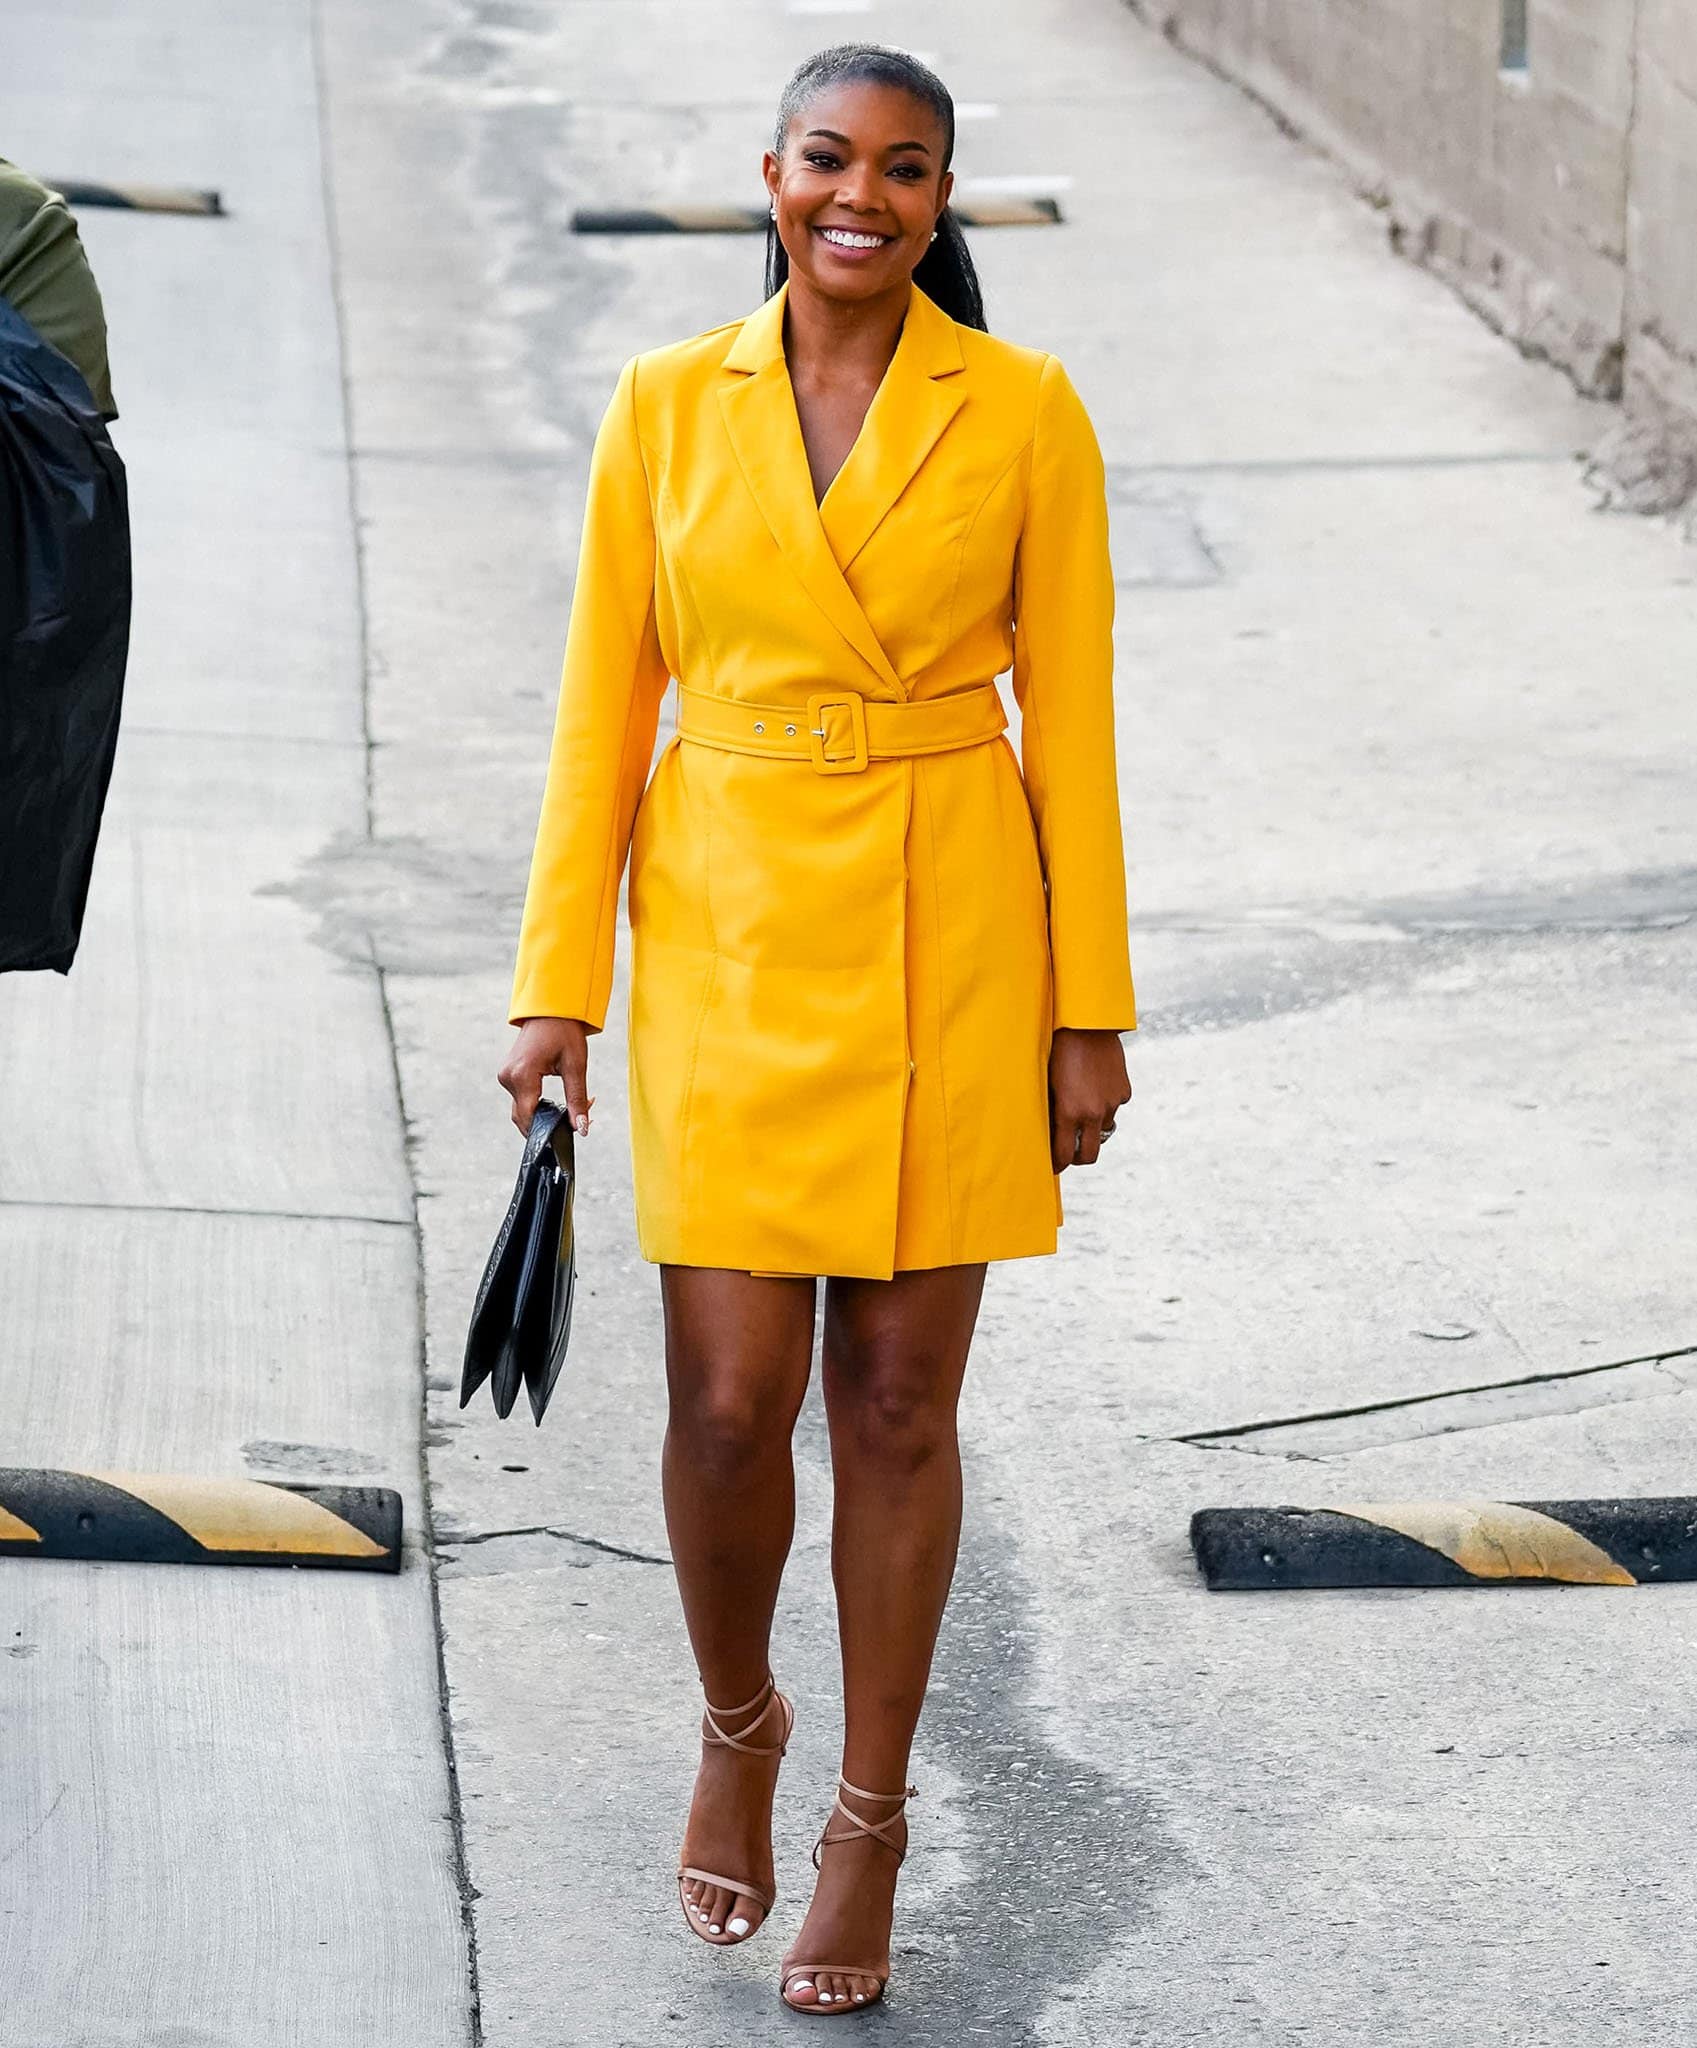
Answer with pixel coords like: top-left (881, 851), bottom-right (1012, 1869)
top-left (0, 1467), bottom-right (402, 1573)
top-left (1189, 1497), bottom-right (1697, 1590)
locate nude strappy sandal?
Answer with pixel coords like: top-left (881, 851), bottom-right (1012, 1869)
top-left (675, 1672), bottom-right (795, 1946)
top-left (778, 1777), bottom-right (917, 2015)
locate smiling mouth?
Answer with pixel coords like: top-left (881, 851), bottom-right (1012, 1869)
top-left (813, 225), bottom-right (894, 249)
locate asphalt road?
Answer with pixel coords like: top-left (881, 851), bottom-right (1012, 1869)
top-left (4, 1), bottom-right (1696, 2043)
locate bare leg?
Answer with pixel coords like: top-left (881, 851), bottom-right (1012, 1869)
top-left (661, 1265), bottom-right (816, 1940)
top-left (781, 1263), bottom-right (987, 2010)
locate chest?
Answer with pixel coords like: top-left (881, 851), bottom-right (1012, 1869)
top-left (789, 364), bottom-right (885, 508)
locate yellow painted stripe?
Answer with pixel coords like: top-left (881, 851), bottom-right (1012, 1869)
top-left (1330, 1500), bottom-right (1635, 1585)
top-left (666, 206), bottom-right (769, 231)
top-left (78, 1471), bottom-right (388, 1559)
top-left (957, 200), bottom-right (1056, 224)
top-left (0, 1503), bottom-right (42, 1542)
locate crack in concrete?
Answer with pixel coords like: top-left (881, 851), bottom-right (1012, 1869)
top-left (1170, 1341), bottom-right (1697, 1452)
top-left (438, 1522), bottom-right (671, 1563)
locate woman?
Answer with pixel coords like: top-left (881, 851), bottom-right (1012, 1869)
top-left (498, 43), bottom-right (1135, 2018)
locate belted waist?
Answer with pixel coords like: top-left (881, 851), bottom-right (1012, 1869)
top-left (675, 683), bottom-right (1007, 776)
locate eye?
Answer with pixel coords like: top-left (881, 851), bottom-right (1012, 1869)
top-left (802, 152), bottom-right (928, 180)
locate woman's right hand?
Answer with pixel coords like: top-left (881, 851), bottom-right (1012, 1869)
top-left (498, 1017), bottom-right (594, 1137)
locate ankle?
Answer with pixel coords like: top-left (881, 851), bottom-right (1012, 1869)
top-left (699, 1672), bottom-right (790, 1756)
top-left (836, 1774), bottom-right (916, 1813)
top-left (703, 1671), bottom-right (772, 1725)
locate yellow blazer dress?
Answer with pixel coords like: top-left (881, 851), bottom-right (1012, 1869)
top-left (508, 276), bottom-right (1136, 1280)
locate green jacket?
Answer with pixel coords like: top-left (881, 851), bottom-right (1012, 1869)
top-left (0, 158), bottom-right (117, 419)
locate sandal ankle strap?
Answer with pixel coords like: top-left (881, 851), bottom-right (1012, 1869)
top-left (700, 1672), bottom-right (790, 1756)
top-left (812, 1776), bottom-right (918, 1869)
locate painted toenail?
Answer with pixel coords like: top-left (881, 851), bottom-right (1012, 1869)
top-left (854, 1993), bottom-right (867, 2002)
top-left (708, 1922), bottom-right (721, 1933)
top-left (818, 1993), bottom-right (833, 2003)
top-left (728, 1917), bottom-right (750, 1935)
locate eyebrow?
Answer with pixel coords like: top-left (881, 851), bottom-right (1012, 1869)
top-left (803, 127), bottom-right (933, 155)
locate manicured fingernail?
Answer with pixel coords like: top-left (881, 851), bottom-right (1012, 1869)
top-left (728, 1917), bottom-right (750, 1935)
top-left (575, 1115), bottom-right (589, 1135)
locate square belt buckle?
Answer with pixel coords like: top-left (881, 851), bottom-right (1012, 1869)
top-left (806, 692), bottom-right (870, 774)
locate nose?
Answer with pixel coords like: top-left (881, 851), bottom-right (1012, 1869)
top-left (834, 167), bottom-right (881, 212)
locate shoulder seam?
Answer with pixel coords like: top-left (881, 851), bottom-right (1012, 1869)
top-left (625, 352), bottom-right (660, 482)
top-left (1028, 348), bottom-right (1057, 452)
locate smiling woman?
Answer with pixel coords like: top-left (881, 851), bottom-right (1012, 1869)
top-left (498, 38), bottom-right (1135, 2024)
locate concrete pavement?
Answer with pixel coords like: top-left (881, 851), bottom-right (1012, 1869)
top-left (316, 0), bottom-right (1696, 2041)
top-left (0, 3), bottom-right (469, 2042)
top-left (5, 0), bottom-right (1696, 2042)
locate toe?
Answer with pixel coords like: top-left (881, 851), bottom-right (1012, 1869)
top-left (704, 1885), bottom-right (731, 1936)
top-left (725, 1892), bottom-right (761, 1941)
top-left (784, 1971), bottom-right (819, 2008)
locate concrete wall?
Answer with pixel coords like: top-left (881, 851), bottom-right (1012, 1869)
top-left (1626, 0), bottom-right (1697, 428)
top-left (1125, 0), bottom-right (1697, 507)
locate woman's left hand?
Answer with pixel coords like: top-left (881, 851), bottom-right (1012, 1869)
top-left (1049, 1027), bottom-right (1133, 1172)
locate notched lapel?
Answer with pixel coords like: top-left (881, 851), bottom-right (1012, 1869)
top-left (717, 279), bottom-right (967, 701)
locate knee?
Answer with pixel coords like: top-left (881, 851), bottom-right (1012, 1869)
top-left (830, 1347), bottom-right (957, 1475)
top-left (668, 1359), bottom-right (793, 1482)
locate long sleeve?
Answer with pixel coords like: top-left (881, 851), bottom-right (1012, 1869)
top-left (1010, 352), bottom-right (1137, 1032)
top-left (508, 354), bottom-right (671, 1029)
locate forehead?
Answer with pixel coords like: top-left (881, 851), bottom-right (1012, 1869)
top-left (787, 78), bottom-right (945, 146)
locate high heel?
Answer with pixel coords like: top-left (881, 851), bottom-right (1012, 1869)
top-left (778, 1777), bottom-right (916, 2014)
top-left (675, 1672), bottom-right (794, 1946)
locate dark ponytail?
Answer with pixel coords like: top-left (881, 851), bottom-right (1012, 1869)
top-left (764, 43), bottom-right (988, 333)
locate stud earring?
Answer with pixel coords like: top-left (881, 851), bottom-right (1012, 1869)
top-left (930, 229), bottom-right (938, 241)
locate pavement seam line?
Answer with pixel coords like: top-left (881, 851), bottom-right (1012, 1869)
top-left (0, 1196), bottom-right (413, 1227)
top-left (1108, 450), bottom-right (1578, 478)
top-left (372, 944), bottom-right (488, 2044)
top-left (310, 0), bottom-right (483, 2034)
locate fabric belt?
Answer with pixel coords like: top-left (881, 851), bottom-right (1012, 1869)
top-left (675, 683), bottom-right (1007, 776)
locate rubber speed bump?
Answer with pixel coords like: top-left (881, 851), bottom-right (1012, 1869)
top-left (51, 181), bottom-right (224, 217)
top-left (1189, 1498), bottom-right (1697, 1591)
top-left (572, 197), bottom-right (1061, 234)
top-left (0, 1468), bottom-right (400, 1573)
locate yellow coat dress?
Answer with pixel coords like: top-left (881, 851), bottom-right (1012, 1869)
top-left (508, 276), bottom-right (1136, 1280)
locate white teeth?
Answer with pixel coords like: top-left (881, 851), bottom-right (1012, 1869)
top-left (819, 227), bottom-right (886, 249)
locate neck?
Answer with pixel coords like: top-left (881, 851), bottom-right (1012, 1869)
top-left (781, 273), bottom-right (913, 386)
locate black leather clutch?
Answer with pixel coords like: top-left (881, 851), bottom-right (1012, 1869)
top-left (461, 1099), bottom-right (577, 1423)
